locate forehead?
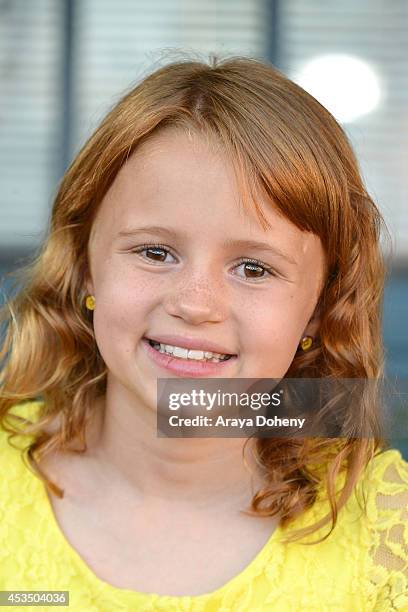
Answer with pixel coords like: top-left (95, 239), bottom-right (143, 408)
top-left (89, 128), bottom-right (325, 268)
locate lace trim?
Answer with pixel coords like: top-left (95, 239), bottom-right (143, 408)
top-left (366, 451), bottom-right (408, 611)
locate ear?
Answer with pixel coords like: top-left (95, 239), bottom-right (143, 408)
top-left (301, 301), bottom-right (322, 339)
top-left (86, 281), bottom-right (95, 296)
top-left (84, 268), bottom-right (95, 296)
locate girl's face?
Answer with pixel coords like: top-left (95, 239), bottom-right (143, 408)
top-left (87, 128), bottom-right (326, 407)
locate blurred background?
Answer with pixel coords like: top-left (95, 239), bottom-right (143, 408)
top-left (0, 0), bottom-right (407, 454)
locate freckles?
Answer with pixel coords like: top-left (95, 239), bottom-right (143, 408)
top-left (128, 269), bottom-right (163, 295)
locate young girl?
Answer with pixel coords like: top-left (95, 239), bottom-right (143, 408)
top-left (1, 55), bottom-right (407, 611)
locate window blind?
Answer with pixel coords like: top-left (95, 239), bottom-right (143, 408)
top-left (0, 0), bottom-right (269, 253)
top-left (0, 0), bottom-right (62, 251)
top-left (71, 0), bottom-right (269, 152)
top-left (279, 0), bottom-right (408, 260)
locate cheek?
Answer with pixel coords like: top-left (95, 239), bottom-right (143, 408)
top-left (242, 295), bottom-right (307, 372)
top-left (242, 294), bottom-right (301, 340)
top-left (91, 271), bottom-right (155, 346)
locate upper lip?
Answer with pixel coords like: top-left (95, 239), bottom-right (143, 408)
top-left (144, 334), bottom-right (237, 356)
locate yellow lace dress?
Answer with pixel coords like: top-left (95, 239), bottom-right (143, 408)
top-left (1, 401), bottom-right (407, 611)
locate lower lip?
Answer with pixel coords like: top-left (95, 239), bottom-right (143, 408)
top-left (141, 338), bottom-right (238, 377)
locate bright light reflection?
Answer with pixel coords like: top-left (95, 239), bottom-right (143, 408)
top-left (293, 54), bottom-right (382, 123)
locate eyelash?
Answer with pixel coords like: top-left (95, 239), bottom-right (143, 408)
top-left (130, 243), bottom-right (277, 282)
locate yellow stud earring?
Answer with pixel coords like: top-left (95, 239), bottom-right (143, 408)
top-left (300, 335), bottom-right (313, 351)
top-left (85, 295), bottom-right (95, 311)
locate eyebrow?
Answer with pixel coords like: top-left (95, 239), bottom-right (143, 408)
top-left (117, 225), bottom-right (298, 265)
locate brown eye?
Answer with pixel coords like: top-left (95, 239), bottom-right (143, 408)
top-left (132, 245), bottom-right (275, 282)
top-left (233, 259), bottom-right (274, 281)
top-left (144, 247), bottom-right (167, 262)
top-left (242, 263), bottom-right (266, 278)
top-left (132, 244), bottom-right (176, 264)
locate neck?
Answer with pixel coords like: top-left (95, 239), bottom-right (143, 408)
top-left (86, 386), bottom-right (265, 512)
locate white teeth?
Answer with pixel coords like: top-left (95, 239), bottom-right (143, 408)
top-left (173, 346), bottom-right (189, 359)
top-left (187, 349), bottom-right (206, 360)
top-left (153, 341), bottom-right (229, 362)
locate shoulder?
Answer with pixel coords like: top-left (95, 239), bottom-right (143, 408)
top-left (362, 448), bottom-right (408, 521)
top-left (0, 401), bottom-right (44, 506)
top-left (0, 400), bottom-right (44, 482)
top-left (359, 449), bottom-right (408, 610)
top-left (3, 399), bottom-right (44, 424)
top-left (0, 401), bottom-right (57, 590)
top-left (366, 447), bottom-right (408, 480)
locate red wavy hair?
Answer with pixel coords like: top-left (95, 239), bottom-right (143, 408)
top-left (0, 54), bottom-right (390, 542)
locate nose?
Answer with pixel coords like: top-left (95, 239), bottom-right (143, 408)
top-left (163, 274), bottom-right (227, 325)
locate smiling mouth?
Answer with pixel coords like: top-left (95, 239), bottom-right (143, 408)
top-left (145, 338), bottom-right (235, 363)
